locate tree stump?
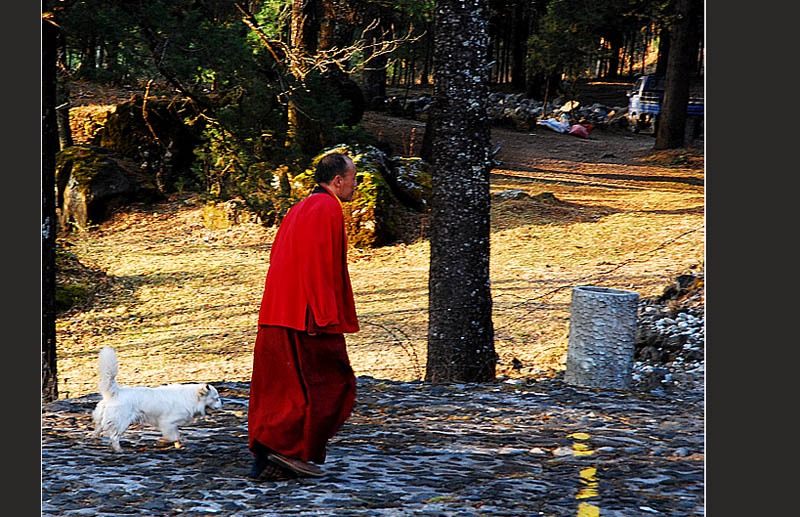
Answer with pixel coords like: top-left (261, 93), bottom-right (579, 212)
top-left (564, 286), bottom-right (639, 390)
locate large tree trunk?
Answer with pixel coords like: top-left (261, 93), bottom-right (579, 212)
top-left (655, 27), bottom-right (670, 76)
top-left (290, 0), bottom-right (321, 56)
top-left (287, 0), bottom-right (323, 155)
top-left (510, 2), bottom-right (529, 91)
top-left (425, 0), bottom-right (495, 384)
top-left (56, 28), bottom-right (73, 150)
top-left (606, 33), bottom-right (623, 78)
top-left (43, 15), bottom-right (60, 403)
top-left (362, 42), bottom-right (388, 110)
top-left (419, 21), bottom-right (433, 86)
top-left (319, 0), bottom-right (355, 54)
top-left (654, 0), bottom-right (700, 149)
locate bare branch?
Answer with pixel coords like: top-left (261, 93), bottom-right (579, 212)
top-left (236, 4), bottom-right (422, 81)
top-left (235, 2), bottom-right (289, 65)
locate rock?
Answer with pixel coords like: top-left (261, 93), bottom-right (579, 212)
top-left (560, 100), bottom-right (580, 112)
top-left (201, 198), bottom-right (259, 230)
top-left (638, 346), bottom-right (664, 363)
top-left (385, 156), bottom-right (432, 212)
top-left (384, 92), bottom-right (628, 132)
top-left (673, 447), bottom-right (689, 458)
top-left (57, 145), bottom-right (161, 232)
top-left (552, 446), bottom-right (574, 457)
top-left (91, 95), bottom-right (204, 192)
top-left (531, 192), bottom-right (561, 203)
top-left (492, 189), bottom-right (528, 201)
top-left (292, 144), bottom-right (429, 248)
top-left (632, 270), bottom-right (705, 389)
top-left (658, 273), bottom-right (703, 303)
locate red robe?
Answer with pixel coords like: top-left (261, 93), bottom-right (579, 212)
top-left (249, 186), bottom-right (358, 464)
top-left (257, 185), bottom-right (359, 333)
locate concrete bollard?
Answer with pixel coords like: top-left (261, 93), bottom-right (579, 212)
top-left (564, 286), bottom-right (640, 390)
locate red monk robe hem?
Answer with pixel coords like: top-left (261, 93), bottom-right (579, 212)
top-left (248, 325), bottom-right (356, 464)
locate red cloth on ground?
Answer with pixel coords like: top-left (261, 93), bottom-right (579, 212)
top-left (257, 188), bottom-right (359, 334)
top-left (248, 325), bottom-right (356, 464)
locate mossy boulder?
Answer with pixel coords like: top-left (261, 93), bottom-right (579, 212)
top-left (202, 198), bottom-right (261, 230)
top-left (70, 105), bottom-right (114, 144)
top-left (55, 283), bottom-right (90, 312)
top-left (91, 95), bottom-right (204, 192)
top-left (384, 156), bottom-right (432, 212)
top-left (291, 144), bottom-right (435, 248)
top-left (290, 144), bottom-right (397, 248)
top-left (56, 145), bottom-right (161, 232)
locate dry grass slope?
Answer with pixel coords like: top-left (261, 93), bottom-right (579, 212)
top-left (56, 90), bottom-right (704, 399)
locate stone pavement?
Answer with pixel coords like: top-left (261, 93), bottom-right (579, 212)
top-left (41, 374), bottom-right (704, 516)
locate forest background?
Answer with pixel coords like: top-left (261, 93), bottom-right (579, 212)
top-left (41, 0), bottom-right (705, 401)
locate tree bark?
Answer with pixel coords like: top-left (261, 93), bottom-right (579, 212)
top-left (290, 0), bottom-right (321, 57)
top-left (319, 0), bottom-right (355, 54)
top-left (655, 27), bottom-right (670, 76)
top-left (287, 0), bottom-right (324, 155)
top-left (420, 21), bottom-right (433, 86)
top-left (510, 2), bottom-right (529, 91)
top-left (361, 16), bottom-right (389, 110)
top-left (56, 27), bottom-right (73, 150)
top-left (564, 287), bottom-right (639, 390)
top-left (654, 0), bottom-right (700, 149)
top-left (425, 0), bottom-right (495, 384)
top-left (43, 15), bottom-right (60, 403)
top-left (607, 33), bottom-right (623, 78)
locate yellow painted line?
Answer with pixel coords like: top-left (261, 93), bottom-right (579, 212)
top-left (568, 432), bottom-right (591, 440)
top-left (568, 435), bottom-right (600, 516)
top-left (577, 467), bottom-right (599, 499)
top-left (580, 467), bottom-right (597, 480)
top-left (572, 443), bottom-right (595, 456)
top-left (577, 502), bottom-right (600, 517)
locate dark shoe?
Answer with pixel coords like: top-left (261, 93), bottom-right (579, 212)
top-left (247, 452), bottom-right (270, 480)
top-left (267, 452), bottom-right (324, 478)
top-left (247, 453), bottom-right (297, 481)
top-left (256, 462), bottom-right (298, 481)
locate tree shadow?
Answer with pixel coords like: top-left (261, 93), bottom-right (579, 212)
top-left (491, 166), bottom-right (703, 189)
top-left (391, 192), bottom-right (622, 245)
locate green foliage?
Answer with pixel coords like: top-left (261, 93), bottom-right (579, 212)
top-left (57, 1), bottom-right (148, 83)
top-left (250, 0), bottom-right (292, 43)
top-left (527, 0), bottom-right (600, 81)
top-left (328, 123), bottom-right (381, 151)
top-left (527, 0), bottom-right (659, 82)
top-left (55, 283), bottom-right (90, 313)
top-left (56, 146), bottom-right (108, 192)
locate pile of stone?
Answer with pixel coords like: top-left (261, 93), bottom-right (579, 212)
top-left (381, 92), bottom-right (629, 131)
top-left (632, 271), bottom-right (705, 391)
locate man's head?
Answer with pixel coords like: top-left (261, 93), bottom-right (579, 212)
top-left (314, 153), bottom-right (357, 202)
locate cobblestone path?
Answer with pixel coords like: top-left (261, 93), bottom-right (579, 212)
top-left (42, 375), bottom-right (704, 516)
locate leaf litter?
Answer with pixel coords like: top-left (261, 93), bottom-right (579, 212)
top-left (55, 112), bottom-right (704, 399)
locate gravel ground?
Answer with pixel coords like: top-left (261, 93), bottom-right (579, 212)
top-left (42, 371), bottom-right (703, 516)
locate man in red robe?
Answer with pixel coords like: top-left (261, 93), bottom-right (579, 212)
top-left (247, 152), bottom-right (360, 481)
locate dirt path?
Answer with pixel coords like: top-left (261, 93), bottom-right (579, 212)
top-left (55, 110), bottom-right (704, 399)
